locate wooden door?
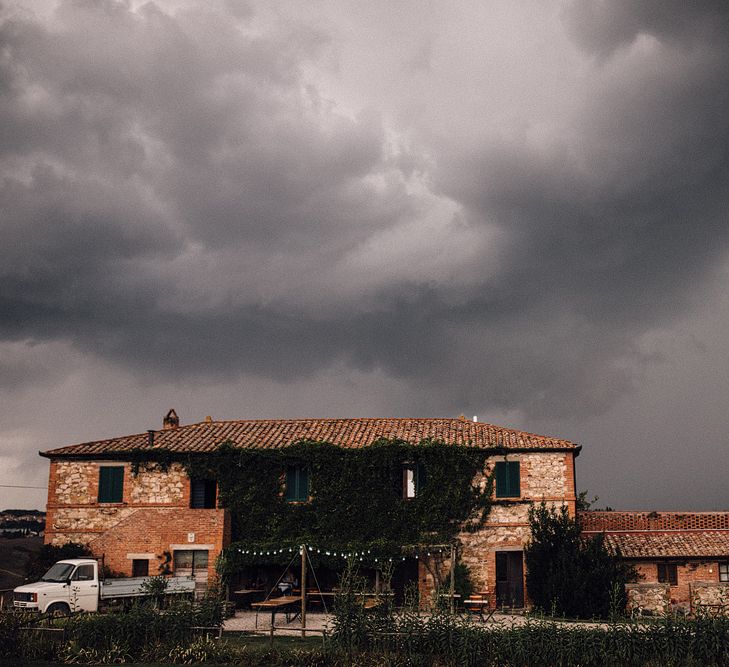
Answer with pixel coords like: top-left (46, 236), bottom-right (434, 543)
top-left (495, 551), bottom-right (524, 608)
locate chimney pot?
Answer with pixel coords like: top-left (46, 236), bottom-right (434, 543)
top-left (163, 409), bottom-right (179, 430)
top-left (204, 415), bottom-right (213, 423)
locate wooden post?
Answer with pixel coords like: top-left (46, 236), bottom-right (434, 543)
top-left (449, 543), bottom-right (456, 614)
top-left (300, 544), bottom-right (307, 637)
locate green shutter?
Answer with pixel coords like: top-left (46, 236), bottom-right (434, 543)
top-left (416, 463), bottom-right (427, 494)
top-left (286, 467), bottom-right (308, 502)
top-left (508, 461), bottom-right (520, 497)
top-left (98, 466), bottom-right (123, 503)
top-left (495, 462), bottom-right (508, 497)
top-left (495, 461), bottom-right (520, 498)
top-left (298, 468), bottom-right (309, 501)
top-left (285, 467), bottom-right (297, 501)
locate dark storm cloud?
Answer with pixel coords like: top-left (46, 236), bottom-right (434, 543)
top-left (1, 0), bottom-right (729, 429)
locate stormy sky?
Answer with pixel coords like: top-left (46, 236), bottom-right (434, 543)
top-left (1, 0), bottom-right (727, 511)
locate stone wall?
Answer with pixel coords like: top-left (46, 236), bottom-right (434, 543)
top-left (692, 582), bottom-right (729, 615)
top-left (626, 583), bottom-right (670, 616)
top-left (454, 452), bottom-right (575, 608)
top-left (129, 463), bottom-right (187, 504)
top-left (53, 461), bottom-right (97, 504)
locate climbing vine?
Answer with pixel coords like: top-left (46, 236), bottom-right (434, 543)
top-left (129, 438), bottom-right (492, 577)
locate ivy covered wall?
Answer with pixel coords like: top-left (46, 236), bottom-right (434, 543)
top-left (132, 438), bottom-right (492, 573)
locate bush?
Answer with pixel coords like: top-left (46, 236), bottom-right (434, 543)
top-left (525, 502), bottom-right (636, 619)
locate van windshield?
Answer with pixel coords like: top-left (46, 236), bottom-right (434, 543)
top-left (41, 563), bottom-right (76, 582)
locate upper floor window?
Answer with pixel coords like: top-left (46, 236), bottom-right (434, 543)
top-left (98, 466), bottom-right (124, 503)
top-left (190, 479), bottom-right (217, 509)
top-left (719, 562), bottom-right (728, 582)
top-left (285, 466), bottom-right (309, 502)
top-left (658, 563), bottom-right (678, 586)
top-left (403, 463), bottom-right (426, 499)
top-left (495, 461), bottom-right (520, 498)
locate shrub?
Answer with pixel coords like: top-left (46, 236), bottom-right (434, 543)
top-left (525, 502), bottom-right (636, 619)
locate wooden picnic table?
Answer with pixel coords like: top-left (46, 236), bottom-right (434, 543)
top-left (251, 596), bottom-right (302, 628)
top-left (232, 588), bottom-right (265, 607)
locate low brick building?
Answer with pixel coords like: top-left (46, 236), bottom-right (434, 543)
top-left (581, 511), bottom-right (729, 614)
top-left (41, 412), bottom-right (580, 606)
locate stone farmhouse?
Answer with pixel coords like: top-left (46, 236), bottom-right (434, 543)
top-left (41, 411), bottom-right (579, 608)
top-left (40, 411), bottom-right (729, 613)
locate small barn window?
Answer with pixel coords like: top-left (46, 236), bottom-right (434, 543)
top-left (658, 563), bottom-right (678, 586)
top-left (190, 479), bottom-right (217, 509)
top-left (719, 562), bottom-right (728, 582)
top-left (495, 461), bottom-right (520, 498)
top-left (132, 559), bottom-right (149, 577)
top-left (285, 466), bottom-right (309, 502)
top-left (98, 466), bottom-right (124, 503)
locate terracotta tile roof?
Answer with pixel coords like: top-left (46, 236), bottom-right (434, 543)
top-left (599, 531), bottom-right (729, 559)
top-left (41, 417), bottom-right (578, 458)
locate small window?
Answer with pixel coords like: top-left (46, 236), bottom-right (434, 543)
top-left (190, 479), bottom-right (217, 509)
top-left (132, 559), bottom-right (149, 577)
top-left (719, 562), bottom-right (729, 582)
top-left (98, 466), bottom-right (124, 503)
top-left (403, 463), bottom-right (426, 499)
top-left (285, 466), bottom-right (309, 502)
top-left (72, 564), bottom-right (95, 581)
top-left (495, 461), bottom-right (520, 498)
top-left (658, 563), bottom-right (678, 586)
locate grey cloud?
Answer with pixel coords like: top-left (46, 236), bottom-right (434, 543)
top-left (1, 0), bottom-right (729, 444)
top-left (564, 0), bottom-right (729, 57)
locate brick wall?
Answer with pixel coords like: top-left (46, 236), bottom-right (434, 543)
top-left (89, 507), bottom-right (230, 581)
top-left (579, 511), bottom-right (729, 532)
top-left (45, 459), bottom-right (229, 583)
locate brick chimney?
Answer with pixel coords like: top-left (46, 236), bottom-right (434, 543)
top-left (163, 409), bottom-right (180, 430)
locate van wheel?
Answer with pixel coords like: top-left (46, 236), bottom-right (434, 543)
top-left (46, 602), bottom-right (71, 617)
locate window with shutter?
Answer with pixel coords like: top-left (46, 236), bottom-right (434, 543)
top-left (98, 466), bottom-right (124, 503)
top-left (190, 479), bottom-right (217, 509)
top-left (285, 466), bottom-right (309, 502)
top-left (495, 461), bottom-right (520, 498)
top-left (403, 463), bottom-right (427, 499)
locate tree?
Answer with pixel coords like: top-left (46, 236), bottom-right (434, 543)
top-left (24, 542), bottom-right (92, 582)
top-left (525, 502), bottom-right (635, 619)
